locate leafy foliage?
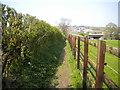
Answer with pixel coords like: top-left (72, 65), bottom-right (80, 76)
top-left (104, 22), bottom-right (119, 40)
top-left (2, 4), bottom-right (65, 88)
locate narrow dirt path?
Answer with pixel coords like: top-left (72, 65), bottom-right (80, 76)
top-left (55, 46), bottom-right (72, 88)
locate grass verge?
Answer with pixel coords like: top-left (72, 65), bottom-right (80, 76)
top-left (66, 40), bottom-right (82, 88)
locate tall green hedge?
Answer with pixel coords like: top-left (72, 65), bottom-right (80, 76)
top-left (2, 4), bottom-right (65, 88)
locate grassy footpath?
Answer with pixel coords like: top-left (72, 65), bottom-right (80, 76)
top-left (65, 40), bottom-right (82, 88)
top-left (53, 40), bottom-right (82, 88)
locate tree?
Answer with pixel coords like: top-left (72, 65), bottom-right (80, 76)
top-left (104, 22), bottom-right (118, 40)
top-left (58, 18), bottom-right (71, 37)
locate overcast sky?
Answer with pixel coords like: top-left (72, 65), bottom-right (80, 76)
top-left (1, 0), bottom-right (119, 27)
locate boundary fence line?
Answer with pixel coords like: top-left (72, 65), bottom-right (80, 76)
top-left (67, 33), bottom-right (118, 88)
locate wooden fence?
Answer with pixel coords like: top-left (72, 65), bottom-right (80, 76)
top-left (67, 34), bottom-right (119, 88)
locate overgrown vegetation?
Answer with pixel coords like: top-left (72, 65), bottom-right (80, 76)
top-left (2, 4), bottom-right (65, 88)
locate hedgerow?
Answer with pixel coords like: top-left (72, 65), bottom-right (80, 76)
top-left (2, 4), bottom-right (65, 88)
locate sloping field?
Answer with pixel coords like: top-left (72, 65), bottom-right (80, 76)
top-left (91, 40), bottom-right (118, 48)
top-left (80, 40), bottom-right (119, 87)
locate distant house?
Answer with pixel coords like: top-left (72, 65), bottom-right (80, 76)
top-left (88, 34), bottom-right (104, 40)
top-left (56, 25), bottom-right (106, 40)
top-left (71, 26), bottom-right (89, 32)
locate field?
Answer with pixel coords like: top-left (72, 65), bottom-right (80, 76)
top-left (80, 40), bottom-right (119, 87)
top-left (91, 40), bottom-right (118, 48)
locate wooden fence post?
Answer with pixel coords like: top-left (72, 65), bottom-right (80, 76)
top-left (95, 40), bottom-right (106, 88)
top-left (70, 35), bottom-right (72, 49)
top-left (77, 36), bottom-right (80, 69)
top-left (71, 35), bottom-right (73, 51)
top-left (72, 35), bottom-right (74, 54)
top-left (68, 34), bottom-right (70, 43)
top-left (83, 37), bottom-right (88, 88)
top-left (72, 36), bottom-right (75, 56)
top-left (74, 36), bottom-right (76, 59)
top-left (69, 35), bottom-right (71, 47)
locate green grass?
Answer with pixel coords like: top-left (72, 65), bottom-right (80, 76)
top-left (91, 40), bottom-right (118, 48)
top-left (66, 40), bottom-right (82, 88)
top-left (79, 41), bottom-right (119, 88)
top-left (105, 40), bottom-right (118, 48)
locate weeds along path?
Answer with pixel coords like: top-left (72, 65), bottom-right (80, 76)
top-left (55, 46), bottom-right (72, 88)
